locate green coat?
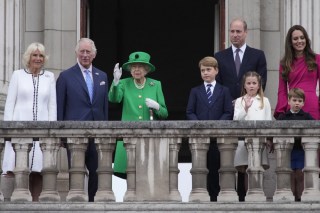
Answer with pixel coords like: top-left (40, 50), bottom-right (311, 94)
top-left (109, 77), bottom-right (168, 175)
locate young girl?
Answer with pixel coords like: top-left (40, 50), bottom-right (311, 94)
top-left (233, 71), bottom-right (272, 201)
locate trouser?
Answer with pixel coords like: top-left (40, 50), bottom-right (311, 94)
top-left (207, 139), bottom-right (220, 201)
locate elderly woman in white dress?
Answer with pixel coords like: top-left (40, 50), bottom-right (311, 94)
top-left (2, 42), bottom-right (57, 201)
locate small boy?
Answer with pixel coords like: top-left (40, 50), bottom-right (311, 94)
top-left (186, 56), bottom-right (233, 201)
top-left (277, 88), bottom-right (314, 201)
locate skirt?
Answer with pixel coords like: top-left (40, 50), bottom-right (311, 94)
top-left (234, 140), bottom-right (269, 171)
top-left (2, 141), bottom-right (43, 174)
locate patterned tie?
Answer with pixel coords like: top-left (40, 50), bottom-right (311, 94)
top-left (206, 84), bottom-right (213, 104)
top-left (84, 70), bottom-right (93, 102)
top-left (235, 48), bottom-right (241, 75)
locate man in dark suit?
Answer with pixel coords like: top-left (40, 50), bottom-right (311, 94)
top-left (214, 18), bottom-right (267, 201)
top-left (215, 18), bottom-right (267, 100)
top-left (186, 56), bottom-right (233, 201)
top-left (56, 38), bottom-right (108, 202)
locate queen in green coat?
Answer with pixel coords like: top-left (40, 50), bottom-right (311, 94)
top-left (109, 51), bottom-right (168, 177)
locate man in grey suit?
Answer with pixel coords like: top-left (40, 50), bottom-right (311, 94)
top-left (214, 18), bottom-right (267, 201)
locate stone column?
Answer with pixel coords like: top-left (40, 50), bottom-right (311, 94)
top-left (301, 137), bottom-right (320, 201)
top-left (0, 139), bottom-right (4, 201)
top-left (11, 138), bottom-right (32, 202)
top-left (39, 137), bottom-right (61, 202)
top-left (66, 138), bottom-right (88, 202)
top-left (245, 137), bottom-right (266, 201)
top-left (123, 137), bottom-right (136, 201)
top-left (273, 137), bottom-right (294, 202)
top-left (94, 137), bottom-right (116, 202)
top-left (217, 137), bottom-right (238, 202)
top-left (168, 137), bottom-right (182, 201)
top-left (189, 137), bottom-right (210, 202)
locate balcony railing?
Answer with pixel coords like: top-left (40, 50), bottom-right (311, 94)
top-left (0, 120), bottom-right (320, 203)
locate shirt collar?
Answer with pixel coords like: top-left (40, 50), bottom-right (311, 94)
top-left (232, 43), bottom-right (247, 53)
top-left (204, 81), bottom-right (216, 88)
top-left (77, 59), bottom-right (92, 73)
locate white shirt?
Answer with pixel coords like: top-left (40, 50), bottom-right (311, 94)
top-left (232, 44), bottom-right (247, 62)
top-left (77, 60), bottom-right (93, 80)
top-left (204, 81), bottom-right (216, 94)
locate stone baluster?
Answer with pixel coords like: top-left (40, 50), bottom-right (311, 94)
top-left (123, 137), bottom-right (137, 201)
top-left (245, 137), bottom-right (266, 201)
top-left (301, 137), bottom-right (320, 201)
top-left (168, 137), bottom-right (182, 201)
top-left (0, 138), bottom-right (4, 201)
top-left (11, 138), bottom-right (33, 202)
top-left (217, 137), bottom-right (238, 202)
top-left (39, 137), bottom-right (61, 202)
top-left (189, 137), bottom-right (210, 202)
top-left (273, 137), bottom-right (294, 202)
top-left (94, 137), bottom-right (116, 202)
top-left (66, 138), bottom-right (88, 202)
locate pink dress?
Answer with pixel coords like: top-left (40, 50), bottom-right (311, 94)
top-left (274, 54), bottom-right (320, 120)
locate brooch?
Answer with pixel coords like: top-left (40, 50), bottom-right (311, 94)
top-left (149, 82), bottom-right (155, 86)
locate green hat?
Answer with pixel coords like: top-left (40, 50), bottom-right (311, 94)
top-left (122, 51), bottom-right (155, 72)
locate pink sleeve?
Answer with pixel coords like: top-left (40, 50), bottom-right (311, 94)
top-left (317, 54), bottom-right (320, 89)
top-left (274, 65), bottom-right (288, 119)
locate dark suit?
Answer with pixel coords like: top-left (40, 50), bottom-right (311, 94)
top-left (215, 45), bottom-right (267, 201)
top-left (214, 45), bottom-right (267, 99)
top-left (186, 82), bottom-right (233, 201)
top-left (56, 63), bottom-right (108, 202)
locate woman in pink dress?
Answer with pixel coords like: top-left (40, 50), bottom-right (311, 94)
top-left (274, 25), bottom-right (320, 120)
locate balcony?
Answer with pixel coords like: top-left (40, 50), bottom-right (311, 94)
top-left (0, 120), bottom-right (320, 212)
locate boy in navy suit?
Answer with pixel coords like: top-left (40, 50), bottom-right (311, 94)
top-left (277, 88), bottom-right (314, 201)
top-left (186, 56), bottom-right (233, 201)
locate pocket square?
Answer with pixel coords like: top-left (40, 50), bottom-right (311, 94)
top-left (100, 81), bottom-right (106, 85)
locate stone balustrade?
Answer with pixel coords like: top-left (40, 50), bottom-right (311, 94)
top-left (0, 120), bottom-right (320, 203)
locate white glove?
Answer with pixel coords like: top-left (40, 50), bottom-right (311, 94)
top-left (113, 63), bottom-right (122, 86)
top-left (145, 98), bottom-right (160, 111)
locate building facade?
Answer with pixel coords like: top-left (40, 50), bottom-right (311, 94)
top-left (0, 0), bottom-right (320, 202)
top-left (1, 0), bottom-right (320, 118)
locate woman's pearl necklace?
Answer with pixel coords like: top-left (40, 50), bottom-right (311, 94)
top-left (134, 78), bottom-right (146, 89)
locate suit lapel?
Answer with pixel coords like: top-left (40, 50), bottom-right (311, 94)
top-left (239, 46), bottom-right (251, 78)
top-left (92, 68), bottom-right (101, 103)
top-left (227, 47), bottom-right (238, 77)
top-left (210, 84), bottom-right (221, 106)
top-left (199, 85), bottom-right (211, 106)
top-left (73, 64), bottom-right (91, 101)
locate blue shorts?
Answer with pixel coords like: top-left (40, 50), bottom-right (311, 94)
top-left (291, 149), bottom-right (304, 170)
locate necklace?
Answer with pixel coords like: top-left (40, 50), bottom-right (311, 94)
top-left (134, 78), bottom-right (146, 89)
top-left (30, 70), bottom-right (40, 172)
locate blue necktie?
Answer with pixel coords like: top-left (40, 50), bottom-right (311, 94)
top-left (235, 48), bottom-right (241, 75)
top-left (84, 70), bottom-right (93, 102)
top-left (206, 84), bottom-right (212, 104)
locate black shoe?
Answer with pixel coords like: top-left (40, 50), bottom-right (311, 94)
top-left (210, 196), bottom-right (217, 202)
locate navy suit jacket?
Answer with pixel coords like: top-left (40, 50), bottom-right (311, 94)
top-left (214, 45), bottom-right (267, 99)
top-left (56, 64), bottom-right (108, 121)
top-left (186, 83), bottom-right (233, 120)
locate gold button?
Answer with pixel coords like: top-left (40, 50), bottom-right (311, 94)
top-left (139, 105), bottom-right (142, 108)
top-left (138, 95), bottom-right (142, 98)
top-left (139, 116), bottom-right (142, 120)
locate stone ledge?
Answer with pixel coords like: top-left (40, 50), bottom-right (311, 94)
top-left (1, 202), bottom-right (320, 212)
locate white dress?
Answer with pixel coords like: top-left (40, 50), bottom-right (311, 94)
top-left (233, 95), bottom-right (272, 170)
top-left (2, 69), bottom-right (57, 174)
